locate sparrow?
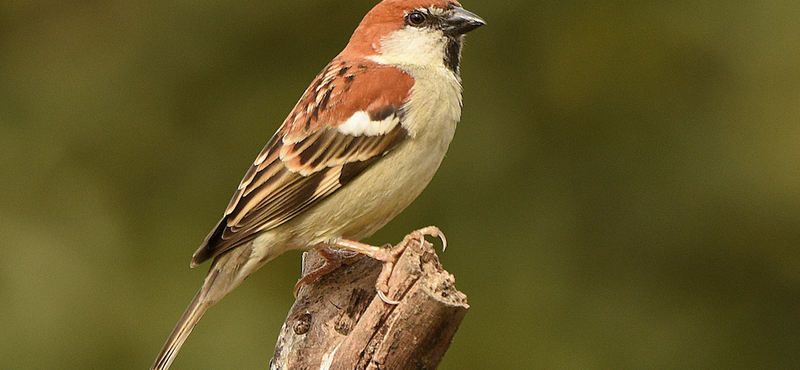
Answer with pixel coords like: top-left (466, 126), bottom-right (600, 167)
top-left (151, 1), bottom-right (483, 369)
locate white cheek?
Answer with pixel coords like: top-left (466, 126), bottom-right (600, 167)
top-left (370, 27), bottom-right (445, 67)
top-left (336, 111), bottom-right (400, 136)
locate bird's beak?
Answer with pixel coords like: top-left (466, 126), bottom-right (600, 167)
top-left (444, 7), bottom-right (486, 36)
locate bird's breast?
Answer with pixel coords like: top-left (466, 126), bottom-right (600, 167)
top-left (288, 71), bottom-right (462, 245)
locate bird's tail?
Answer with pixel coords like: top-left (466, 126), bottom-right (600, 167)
top-left (150, 267), bottom-right (227, 370)
top-left (150, 242), bottom-right (271, 370)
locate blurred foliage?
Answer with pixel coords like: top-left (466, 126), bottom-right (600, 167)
top-left (1, 0), bottom-right (799, 369)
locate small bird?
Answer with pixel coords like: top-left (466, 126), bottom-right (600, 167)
top-left (151, 0), bottom-right (483, 369)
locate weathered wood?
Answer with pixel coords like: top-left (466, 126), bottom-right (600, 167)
top-left (270, 232), bottom-right (469, 370)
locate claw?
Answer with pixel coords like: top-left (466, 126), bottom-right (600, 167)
top-left (436, 229), bottom-right (447, 251)
top-left (414, 226), bottom-right (447, 251)
top-left (325, 228), bottom-right (447, 306)
top-left (377, 290), bottom-right (400, 305)
top-left (293, 247), bottom-right (363, 297)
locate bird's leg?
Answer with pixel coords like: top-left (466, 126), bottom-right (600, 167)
top-left (335, 226), bottom-right (447, 304)
top-left (294, 247), bottom-right (363, 297)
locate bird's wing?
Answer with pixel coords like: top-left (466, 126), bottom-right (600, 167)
top-left (191, 59), bottom-right (414, 266)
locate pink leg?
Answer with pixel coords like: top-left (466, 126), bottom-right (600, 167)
top-left (334, 226), bottom-right (446, 304)
top-left (293, 247), bottom-right (363, 297)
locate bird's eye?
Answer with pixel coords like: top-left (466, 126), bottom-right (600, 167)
top-left (406, 11), bottom-right (427, 26)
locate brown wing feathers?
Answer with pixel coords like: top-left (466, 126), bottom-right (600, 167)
top-left (191, 59), bottom-right (414, 266)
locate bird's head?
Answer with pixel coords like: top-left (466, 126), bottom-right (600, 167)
top-left (341, 0), bottom-right (485, 74)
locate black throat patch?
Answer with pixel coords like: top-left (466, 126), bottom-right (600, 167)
top-left (444, 36), bottom-right (463, 74)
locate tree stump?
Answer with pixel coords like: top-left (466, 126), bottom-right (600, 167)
top-left (270, 232), bottom-right (469, 370)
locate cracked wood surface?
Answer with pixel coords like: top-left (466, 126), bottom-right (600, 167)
top-left (270, 232), bottom-right (469, 370)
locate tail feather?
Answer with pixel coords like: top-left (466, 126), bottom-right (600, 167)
top-left (151, 268), bottom-right (224, 370)
top-left (151, 242), bottom-right (269, 370)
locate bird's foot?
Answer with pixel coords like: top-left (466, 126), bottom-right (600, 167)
top-left (294, 247), bottom-right (363, 297)
top-left (335, 226), bottom-right (446, 305)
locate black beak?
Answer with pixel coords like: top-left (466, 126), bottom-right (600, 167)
top-left (444, 7), bottom-right (486, 36)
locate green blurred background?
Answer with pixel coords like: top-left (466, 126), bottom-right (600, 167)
top-left (2, 0), bottom-right (799, 369)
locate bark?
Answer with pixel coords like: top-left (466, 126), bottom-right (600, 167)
top-left (270, 232), bottom-right (469, 370)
